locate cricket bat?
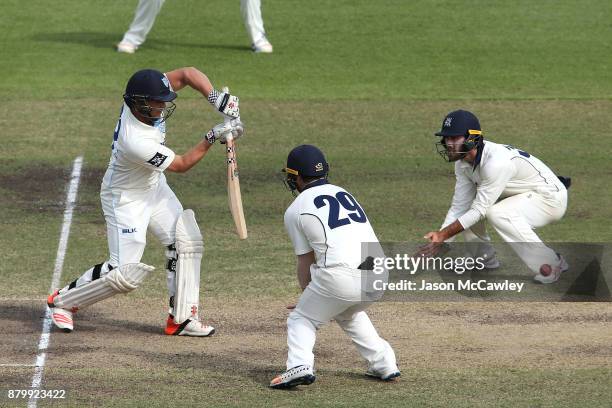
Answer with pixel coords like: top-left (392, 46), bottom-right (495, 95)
top-left (222, 87), bottom-right (248, 239)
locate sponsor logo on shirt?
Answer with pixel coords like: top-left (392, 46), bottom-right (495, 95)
top-left (122, 228), bottom-right (137, 234)
top-left (147, 152), bottom-right (168, 167)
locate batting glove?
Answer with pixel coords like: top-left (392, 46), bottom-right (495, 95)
top-left (204, 119), bottom-right (245, 144)
top-left (207, 89), bottom-right (240, 119)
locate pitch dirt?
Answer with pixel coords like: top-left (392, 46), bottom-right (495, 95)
top-left (2, 296), bottom-right (610, 407)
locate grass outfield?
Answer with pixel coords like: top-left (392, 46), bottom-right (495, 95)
top-left (1, 1), bottom-right (611, 407)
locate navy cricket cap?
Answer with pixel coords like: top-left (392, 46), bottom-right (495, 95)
top-left (124, 69), bottom-right (177, 102)
top-left (435, 110), bottom-right (481, 137)
top-left (284, 145), bottom-right (329, 177)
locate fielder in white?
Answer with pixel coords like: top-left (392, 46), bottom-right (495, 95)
top-left (116, 0), bottom-right (273, 54)
top-left (47, 67), bottom-right (244, 336)
top-left (270, 145), bottom-right (400, 389)
top-left (423, 110), bottom-right (570, 284)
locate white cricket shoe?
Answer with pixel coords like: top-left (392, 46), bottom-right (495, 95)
top-left (270, 365), bottom-right (316, 389)
top-left (482, 256), bottom-right (500, 269)
top-left (47, 290), bottom-right (74, 333)
top-left (252, 36), bottom-right (273, 53)
top-left (534, 254), bottom-right (569, 284)
top-left (164, 315), bottom-right (215, 337)
top-left (116, 41), bottom-right (137, 54)
top-left (366, 367), bottom-right (401, 381)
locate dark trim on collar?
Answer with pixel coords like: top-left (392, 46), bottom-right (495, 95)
top-left (472, 141), bottom-right (485, 171)
top-left (302, 178), bottom-right (328, 191)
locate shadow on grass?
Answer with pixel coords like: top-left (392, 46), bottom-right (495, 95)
top-left (32, 32), bottom-right (251, 52)
top-left (135, 347), bottom-right (379, 389)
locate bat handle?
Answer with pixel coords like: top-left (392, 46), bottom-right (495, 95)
top-left (221, 86), bottom-right (234, 140)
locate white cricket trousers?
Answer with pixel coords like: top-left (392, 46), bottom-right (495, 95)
top-left (121, 0), bottom-right (268, 46)
top-left (286, 265), bottom-right (398, 374)
top-left (62, 177), bottom-right (183, 296)
top-left (460, 188), bottom-right (568, 273)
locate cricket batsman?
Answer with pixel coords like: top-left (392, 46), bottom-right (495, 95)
top-left (270, 145), bottom-right (400, 389)
top-left (423, 110), bottom-right (569, 283)
top-left (47, 67), bottom-right (244, 335)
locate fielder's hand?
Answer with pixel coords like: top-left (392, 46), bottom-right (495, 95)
top-left (204, 119), bottom-right (245, 144)
top-left (207, 89), bottom-right (240, 119)
top-left (415, 231), bottom-right (448, 258)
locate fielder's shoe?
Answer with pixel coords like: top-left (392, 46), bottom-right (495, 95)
top-left (482, 256), bottom-right (501, 269)
top-left (270, 365), bottom-right (316, 389)
top-left (251, 36), bottom-right (273, 53)
top-left (47, 290), bottom-right (74, 333)
top-left (164, 314), bottom-right (215, 337)
top-left (366, 367), bottom-right (401, 381)
top-left (534, 254), bottom-right (569, 284)
top-left (116, 41), bottom-right (137, 54)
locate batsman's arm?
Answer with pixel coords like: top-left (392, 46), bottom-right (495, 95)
top-left (296, 252), bottom-right (315, 291)
top-left (167, 139), bottom-right (213, 173)
top-left (165, 67), bottom-right (214, 97)
top-left (165, 67), bottom-right (239, 118)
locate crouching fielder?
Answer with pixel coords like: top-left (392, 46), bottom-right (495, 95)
top-left (423, 110), bottom-right (569, 283)
top-left (47, 67), bottom-right (244, 335)
top-left (270, 145), bottom-right (400, 389)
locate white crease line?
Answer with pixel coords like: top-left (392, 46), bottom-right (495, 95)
top-left (28, 156), bottom-right (83, 408)
top-left (0, 298), bottom-right (49, 302)
top-left (0, 364), bottom-right (36, 367)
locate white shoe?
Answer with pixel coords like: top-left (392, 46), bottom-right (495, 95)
top-left (534, 254), bottom-right (569, 284)
top-left (366, 367), bottom-right (401, 381)
top-left (482, 256), bottom-right (500, 269)
top-left (164, 315), bottom-right (215, 337)
top-left (252, 37), bottom-right (273, 53)
top-left (270, 365), bottom-right (315, 389)
top-left (116, 41), bottom-right (137, 54)
top-left (558, 253), bottom-right (569, 273)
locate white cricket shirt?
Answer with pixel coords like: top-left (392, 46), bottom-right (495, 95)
top-left (443, 140), bottom-right (566, 230)
top-left (284, 181), bottom-right (380, 269)
top-left (102, 103), bottom-right (175, 192)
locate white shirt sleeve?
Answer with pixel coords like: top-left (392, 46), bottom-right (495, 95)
top-left (284, 208), bottom-right (312, 255)
top-left (123, 137), bottom-right (176, 172)
top-left (458, 158), bottom-right (516, 229)
top-left (299, 213), bottom-right (326, 253)
top-left (442, 163), bottom-right (476, 228)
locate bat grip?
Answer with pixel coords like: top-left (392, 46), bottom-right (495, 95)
top-left (221, 86), bottom-right (234, 142)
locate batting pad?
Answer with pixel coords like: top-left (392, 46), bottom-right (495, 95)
top-left (54, 263), bottom-right (154, 310)
top-left (174, 209), bottom-right (204, 323)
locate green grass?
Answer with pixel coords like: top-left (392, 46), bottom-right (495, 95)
top-left (1, 1), bottom-right (611, 407)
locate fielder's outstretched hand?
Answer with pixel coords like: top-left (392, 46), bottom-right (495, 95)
top-left (204, 119), bottom-right (245, 144)
top-left (207, 89), bottom-right (240, 119)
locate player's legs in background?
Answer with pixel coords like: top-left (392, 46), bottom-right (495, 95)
top-left (335, 306), bottom-right (399, 379)
top-left (118, 0), bottom-right (165, 52)
top-left (241, 0), bottom-right (273, 52)
top-left (486, 190), bottom-right (568, 281)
